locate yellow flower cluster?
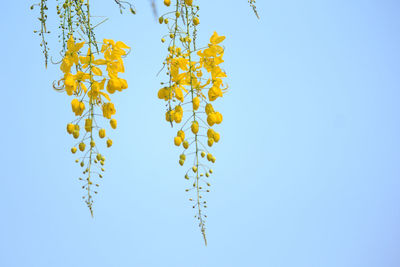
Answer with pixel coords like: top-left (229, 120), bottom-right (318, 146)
top-left (159, 31), bottom-right (227, 158)
top-left (158, 0), bottom-right (227, 245)
top-left (58, 35), bottom-right (129, 214)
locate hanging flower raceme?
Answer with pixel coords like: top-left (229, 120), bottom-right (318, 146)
top-left (158, 0), bottom-right (228, 245)
top-left (57, 35), bottom-right (130, 215)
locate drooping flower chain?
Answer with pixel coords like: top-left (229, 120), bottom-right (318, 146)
top-left (158, 0), bottom-right (228, 245)
top-left (52, 0), bottom-right (130, 215)
top-left (57, 36), bottom-right (129, 215)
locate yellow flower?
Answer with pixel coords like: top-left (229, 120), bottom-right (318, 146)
top-left (74, 71), bottom-right (90, 93)
top-left (106, 77), bottom-right (128, 94)
top-left (79, 142), bottom-right (86, 152)
top-left (193, 96), bottom-right (200, 110)
top-left (67, 35), bottom-right (84, 54)
top-left (215, 112), bottom-right (223, 124)
top-left (208, 85), bottom-right (223, 101)
top-left (67, 123), bottom-right (74, 134)
top-left (85, 119), bottom-right (92, 132)
top-left (73, 130), bottom-right (80, 139)
top-left (79, 48), bottom-right (94, 67)
top-left (158, 87), bottom-right (172, 101)
top-left (213, 132), bottom-right (220, 142)
top-left (102, 102), bottom-right (116, 119)
top-left (207, 113), bottom-right (216, 126)
top-left (193, 17), bottom-right (200, 25)
top-left (71, 99), bottom-right (85, 116)
top-left (110, 119), bottom-right (117, 129)
top-left (205, 103), bottom-right (215, 115)
top-left (165, 110), bottom-right (175, 122)
top-left (102, 39), bottom-right (130, 63)
top-left (64, 73), bottom-right (77, 95)
top-left (174, 105), bottom-right (183, 123)
top-left (210, 32), bottom-right (226, 45)
top-left (207, 128), bottom-right (215, 139)
top-left (61, 35), bottom-right (84, 73)
top-left (177, 130), bottom-right (185, 140)
top-left (173, 84), bottom-right (185, 102)
top-left (207, 138), bottom-right (214, 147)
top-left (184, 0), bottom-right (193, 5)
top-left (191, 121), bottom-right (199, 134)
top-left (99, 129), bottom-right (106, 138)
top-left (71, 147), bottom-right (77, 154)
top-left (183, 140), bottom-right (189, 149)
top-left (107, 139), bottom-right (113, 147)
top-left (174, 136), bottom-right (182, 146)
top-left (60, 57), bottom-right (73, 74)
top-left (164, 0), bottom-right (171, 6)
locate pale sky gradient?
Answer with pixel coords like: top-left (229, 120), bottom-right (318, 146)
top-left (1, 1), bottom-right (400, 266)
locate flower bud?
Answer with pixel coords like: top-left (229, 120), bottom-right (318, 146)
top-left (110, 119), bottom-right (117, 129)
top-left (67, 123), bottom-right (74, 134)
top-left (191, 121), bottom-right (199, 134)
top-left (174, 136), bottom-right (182, 146)
top-left (79, 142), bottom-right (86, 152)
top-left (107, 139), bottom-right (113, 147)
top-left (99, 129), bottom-right (106, 138)
top-left (183, 140), bottom-right (189, 149)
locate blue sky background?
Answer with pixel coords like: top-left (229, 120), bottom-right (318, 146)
top-left (1, 0), bottom-right (400, 266)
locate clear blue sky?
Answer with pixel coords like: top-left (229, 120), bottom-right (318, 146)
top-left (1, 1), bottom-right (400, 266)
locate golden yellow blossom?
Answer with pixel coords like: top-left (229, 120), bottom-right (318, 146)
top-left (174, 136), bottom-right (182, 146)
top-left (110, 119), bottom-right (117, 129)
top-left (193, 96), bottom-right (200, 110)
top-left (191, 121), bottom-right (199, 134)
top-left (71, 99), bottom-right (85, 116)
top-left (99, 129), bottom-right (106, 138)
top-left (79, 142), bottom-right (86, 152)
top-left (102, 102), bottom-right (116, 119)
top-left (106, 139), bottom-right (113, 147)
top-left (85, 119), bottom-right (92, 132)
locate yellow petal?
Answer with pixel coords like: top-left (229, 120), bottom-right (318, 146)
top-left (100, 92), bottom-right (111, 101)
top-left (67, 36), bottom-right (75, 51)
top-left (93, 59), bottom-right (107, 65)
top-left (210, 31), bottom-right (225, 45)
top-left (103, 39), bottom-right (115, 46)
top-left (81, 83), bottom-right (87, 93)
top-left (116, 41), bottom-right (130, 49)
top-left (74, 42), bottom-right (85, 52)
top-left (92, 66), bottom-right (102, 76)
top-left (175, 86), bottom-right (184, 102)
